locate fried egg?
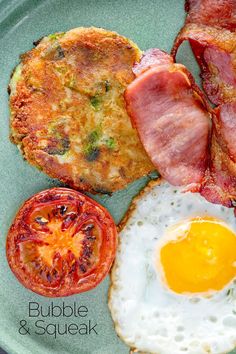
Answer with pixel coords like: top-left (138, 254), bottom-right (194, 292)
top-left (109, 182), bottom-right (236, 354)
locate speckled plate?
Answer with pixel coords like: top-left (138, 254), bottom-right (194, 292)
top-left (0, 1), bottom-right (235, 354)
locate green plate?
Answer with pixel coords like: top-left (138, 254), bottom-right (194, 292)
top-left (0, 1), bottom-right (235, 353)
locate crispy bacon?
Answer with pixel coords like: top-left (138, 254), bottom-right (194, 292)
top-left (200, 103), bottom-right (236, 207)
top-left (185, 0), bottom-right (236, 31)
top-left (125, 50), bottom-right (211, 187)
top-left (172, 0), bottom-right (236, 105)
top-left (172, 24), bottom-right (236, 105)
top-left (172, 0), bottom-right (236, 207)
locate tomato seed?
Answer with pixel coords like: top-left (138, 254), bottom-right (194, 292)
top-left (35, 216), bottom-right (48, 225)
top-left (83, 224), bottom-right (94, 231)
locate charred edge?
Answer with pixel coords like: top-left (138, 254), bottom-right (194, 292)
top-left (77, 226), bottom-right (96, 273)
top-left (55, 46), bottom-right (65, 60)
top-left (93, 187), bottom-right (112, 195)
top-left (60, 205), bottom-right (67, 215)
top-left (69, 262), bottom-right (76, 274)
top-left (83, 224), bottom-right (96, 241)
top-left (83, 245), bottom-right (93, 258)
top-left (61, 213), bottom-right (77, 229)
top-left (16, 233), bottom-right (29, 242)
top-left (185, 0), bottom-right (191, 13)
top-left (33, 37), bottom-right (44, 47)
top-left (44, 137), bottom-right (70, 156)
top-left (79, 264), bottom-right (87, 273)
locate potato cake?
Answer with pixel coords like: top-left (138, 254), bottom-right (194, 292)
top-left (9, 27), bottom-right (153, 193)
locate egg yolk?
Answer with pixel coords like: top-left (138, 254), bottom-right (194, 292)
top-left (159, 217), bottom-right (236, 294)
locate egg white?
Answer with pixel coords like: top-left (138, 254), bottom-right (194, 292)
top-left (109, 182), bottom-right (236, 354)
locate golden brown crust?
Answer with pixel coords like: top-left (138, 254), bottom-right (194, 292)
top-left (10, 27), bottom-right (154, 193)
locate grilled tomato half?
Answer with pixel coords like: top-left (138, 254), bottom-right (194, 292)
top-left (6, 188), bottom-right (117, 297)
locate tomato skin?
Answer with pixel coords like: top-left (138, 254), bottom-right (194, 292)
top-left (6, 188), bottom-right (117, 297)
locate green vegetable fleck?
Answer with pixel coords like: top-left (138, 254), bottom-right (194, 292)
top-left (55, 66), bottom-right (68, 74)
top-left (88, 130), bottom-right (100, 143)
top-left (90, 96), bottom-right (100, 111)
top-left (84, 145), bottom-right (100, 162)
top-left (48, 32), bottom-right (66, 41)
top-left (105, 137), bottom-right (116, 149)
top-left (84, 128), bottom-right (102, 161)
top-left (65, 75), bottom-right (76, 90)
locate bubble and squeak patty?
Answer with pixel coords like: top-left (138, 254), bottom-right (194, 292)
top-left (9, 27), bottom-right (153, 193)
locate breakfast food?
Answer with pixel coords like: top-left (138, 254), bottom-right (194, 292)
top-left (6, 188), bottom-right (117, 297)
top-left (132, 48), bottom-right (173, 76)
top-left (109, 182), bottom-right (236, 354)
top-left (172, 0), bottom-right (236, 105)
top-left (200, 103), bottom-right (236, 207)
top-left (5, 7), bottom-right (236, 353)
top-left (172, 0), bottom-right (236, 208)
top-left (9, 27), bottom-right (153, 193)
top-left (125, 49), bottom-right (211, 187)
